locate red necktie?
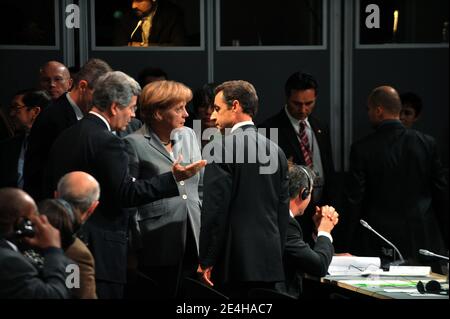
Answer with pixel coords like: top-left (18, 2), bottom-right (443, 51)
top-left (299, 121), bottom-right (313, 167)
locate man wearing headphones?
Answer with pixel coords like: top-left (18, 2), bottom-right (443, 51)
top-left (279, 165), bottom-right (339, 298)
top-left (0, 188), bottom-right (72, 299)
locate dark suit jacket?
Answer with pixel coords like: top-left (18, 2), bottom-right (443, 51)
top-left (0, 133), bottom-right (25, 188)
top-left (259, 110), bottom-right (336, 203)
top-left (24, 93), bottom-right (77, 200)
top-left (116, 118), bottom-right (142, 138)
top-left (199, 125), bottom-right (290, 285)
top-left (44, 113), bottom-right (179, 285)
top-left (116, 1), bottom-right (186, 46)
top-left (279, 217), bottom-right (334, 298)
top-left (345, 120), bottom-right (448, 263)
top-left (0, 239), bottom-right (72, 299)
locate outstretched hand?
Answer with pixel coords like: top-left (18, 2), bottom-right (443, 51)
top-left (172, 155), bottom-right (207, 182)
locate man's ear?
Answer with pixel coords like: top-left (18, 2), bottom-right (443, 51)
top-left (231, 100), bottom-right (241, 113)
top-left (111, 102), bottom-right (119, 116)
top-left (78, 80), bottom-right (89, 91)
top-left (82, 200), bottom-right (99, 222)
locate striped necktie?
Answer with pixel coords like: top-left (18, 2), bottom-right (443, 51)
top-left (299, 121), bottom-right (313, 167)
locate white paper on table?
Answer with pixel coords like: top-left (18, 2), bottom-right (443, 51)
top-left (327, 256), bottom-right (381, 276)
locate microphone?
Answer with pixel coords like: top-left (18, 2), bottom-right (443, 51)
top-left (419, 249), bottom-right (449, 261)
top-left (360, 219), bottom-right (405, 265)
top-left (130, 20), bottom-right (143, 41)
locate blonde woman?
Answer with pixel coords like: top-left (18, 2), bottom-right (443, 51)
top-left (124, 80), bottom-right (203, 298)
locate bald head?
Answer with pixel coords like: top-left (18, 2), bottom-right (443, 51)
top-left (0, 188), bottom-right (37, 237)
top-left (56, 172), bottom-right (100, 213)
top-left (368, 86), bottom-right (402, 115)
top-left (39, 61), bottom-right (72, 100)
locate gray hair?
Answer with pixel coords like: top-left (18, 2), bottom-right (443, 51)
top-left (93, 71), bottom-right (141, 112)
top-left (57, 174), bottom-right (100, 213)
top-left (288, 165), bottom-right (315, 199)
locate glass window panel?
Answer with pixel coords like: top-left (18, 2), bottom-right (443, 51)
top-left (94, 0), bottom-right (201, 47)
top-left (0, 0), bottom-right (56, 46)
top-left (359, 0), bottom-right (449, 44)
top-left (219, 0), bottom-right (324, 47)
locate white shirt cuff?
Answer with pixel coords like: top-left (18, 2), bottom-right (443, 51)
top-left (317, 231), bottom-right (333, 243)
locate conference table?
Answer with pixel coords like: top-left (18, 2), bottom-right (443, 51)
top-left (303, 272), bottom-right (449, 299)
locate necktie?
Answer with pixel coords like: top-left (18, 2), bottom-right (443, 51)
top-left (299, 121), bottom-right (313, 167)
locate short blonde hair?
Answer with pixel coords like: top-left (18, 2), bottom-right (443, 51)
top-left (140, 80), bottom-right (193, 124)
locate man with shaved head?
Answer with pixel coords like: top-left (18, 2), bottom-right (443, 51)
top-left (345, 86), bottom-right (448, 270)
top-left (0, 188), bottom-right (72, 298)
top-left (54, 171), bottom-right (100, 299)
top-left (39, 61), bottom-right (73, 101)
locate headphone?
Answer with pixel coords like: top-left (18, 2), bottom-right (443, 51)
top-left (298, 166), bottom-right (313, 200)
top-left (417, 280), bottom-right (448, 295)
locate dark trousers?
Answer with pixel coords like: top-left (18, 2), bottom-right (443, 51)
top-left (137, 225), bottom-right (198, 299)
top-left (96, 280), bottom-right (124, 299)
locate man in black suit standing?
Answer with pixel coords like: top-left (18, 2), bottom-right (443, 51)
top-left (0, 188), bottom-right (72, 299)
top-left (45, 71), bottom-right (206, 299)
top-left (24, 59), bottom-right (112, 201)
top-left (280, 164), bottom-right (337, 298)
top-left (197, 80), bottom-right (290, 298)
top-left (259, 72), bottom-right (336, 246)
top-left (0, 90), bottom-right (50, 189)
top-left (345, 86), bottom-right (448, 268)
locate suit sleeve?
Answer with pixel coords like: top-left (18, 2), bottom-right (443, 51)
top-left (199, 155), bottom-right (233, 267)
top-left (343, 143), bottom-right (366, 250)
top-left (0, 248), bottom-right (72, 299)
top-left (284, 221), bottom-right (334, 277)
top-left (277, 150), bottom-right (290, 252)
top-left (429, 137), bottom-right (449, 246)
top-left (95, 135), bottom-right (178, 208)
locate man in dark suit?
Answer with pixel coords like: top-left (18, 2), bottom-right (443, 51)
top-left (44, 71), bottom-right (206, 299)
top-left (345, 86), bottom-right (448, 268)
top-left (280, 165), bottom-right (337, 298)
top-left (0, 188), bottom-right (72, 299)
top-left (116, 0), bottom-right (186, 46)
top-left (0, 90), bottom-right (50, 189)
top-left (259, 71), bottom-right (336, 247)
top-left (24, 59), bottom-right (112, 201)
top-left (197, 80), bottom-right (290, 298)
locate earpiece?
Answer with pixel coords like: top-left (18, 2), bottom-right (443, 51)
top-left (298, 166), bottom-right (313, 200)
top-left (14, 218), bottom-right (35, 238)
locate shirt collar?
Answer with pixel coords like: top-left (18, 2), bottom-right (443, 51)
top-left (66, 93), bottom-right (84, 121)
top-left (89, 111), bottom-right (111, 132)
top-left (284, 105), bottom-right (310, 128)
top-left (289, 210), bottom-right (295, 218)
top-left (230, 121), bottom-right (255, 134)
